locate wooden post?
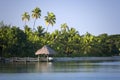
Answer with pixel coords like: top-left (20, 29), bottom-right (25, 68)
top-left (47, 55), bottom-right (48, 62)
top-left (38, 55), bottom-right (40, 62)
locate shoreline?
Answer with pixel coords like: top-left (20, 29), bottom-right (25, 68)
top-left (54, 56), bottom-right (120, 62)
top-left (0, 56), bottom-right (120, 62)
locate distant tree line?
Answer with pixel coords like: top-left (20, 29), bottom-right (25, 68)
top-left (0, 7), bottom-right (120, 57)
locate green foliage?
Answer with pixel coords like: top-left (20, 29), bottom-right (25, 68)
top-left (44, 12), bottom-right (56, 32)
top-left (44, 12), bottom-right (56, 26)
top-left (32, 7), bottom-right (41, 30)
top-left (22, 12), bottom-right (30, 26)
top-left (0, 22), bottom-right (120, 57)
top-left (32, 7), bottom-right (41, 19)
top-left (0, 7), bottom-right (120, 58)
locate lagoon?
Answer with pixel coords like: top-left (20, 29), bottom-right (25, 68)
top-left (0, 61), bottom-right (120, 80)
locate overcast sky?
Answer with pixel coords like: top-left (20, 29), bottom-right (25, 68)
top-left (0, 0), bottom-right (120, 35)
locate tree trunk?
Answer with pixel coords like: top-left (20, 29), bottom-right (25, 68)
top-left (33, 19), bottom-right (36, 31)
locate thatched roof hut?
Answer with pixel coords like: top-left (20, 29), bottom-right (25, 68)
top-left (35, 45), bottom-right (57, 55)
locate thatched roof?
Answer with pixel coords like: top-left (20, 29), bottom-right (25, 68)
top-left (35, 45), bottom-right (57, 55)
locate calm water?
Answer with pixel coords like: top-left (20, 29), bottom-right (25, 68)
top-left (0, 61), bottom-right (120, 80)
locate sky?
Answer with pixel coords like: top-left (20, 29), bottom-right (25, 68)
top-left (0, 0), bottom-right (120, 35)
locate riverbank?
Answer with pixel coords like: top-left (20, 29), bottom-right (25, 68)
top-left (0, 56), bottom-right (120, 62)
top-left (54, 56), bottom-right (120, 62)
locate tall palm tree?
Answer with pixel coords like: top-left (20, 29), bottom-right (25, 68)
top-left (22, 12), bottom-right (30, 26)
top-left (44, 12), bottom-right (56, 32)
top-left (32, 7), bottom-right (41, 31)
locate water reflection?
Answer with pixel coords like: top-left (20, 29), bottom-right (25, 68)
top-left (0, 61), bottom-right (120, 73)
top-left (1, 61), bottom-right (120, 80)
top-left (35, 62), bottom-right (53, 72)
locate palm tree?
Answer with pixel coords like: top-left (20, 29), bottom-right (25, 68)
top-left (82, 32), bottom-right (95, 54)
top-left (37, 26), bottom-right (45, 37)
top-left (22, 12), bottom-right (30, 26)
top-left (32, 7), bottom-right (41, 30)
top-left (44, 12), bottom-right (56, 32)
top-left (61, 23), bottom-right (69, 32)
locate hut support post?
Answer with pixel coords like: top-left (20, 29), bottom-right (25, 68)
top-left (38, 55), bottom-right (40, 62)
top-left (47, 55), bottom-right (48, 62)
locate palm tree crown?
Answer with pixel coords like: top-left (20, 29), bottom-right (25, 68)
top-left (32, 7), bottom-right (41, 30)
top-left (22, 12), bottom-right (30, 26)
top-left (61, 23), bottom-right (69, 32)
top-left (32, 7), bottom-right (41, 19)
top-left (44, 12), bottom-right (56, 26)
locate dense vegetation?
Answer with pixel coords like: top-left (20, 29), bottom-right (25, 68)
top-left (0, 7), bottom-right (120, 57)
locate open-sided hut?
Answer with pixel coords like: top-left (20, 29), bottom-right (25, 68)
top-left (35, 45), bottom-right (57, 61)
